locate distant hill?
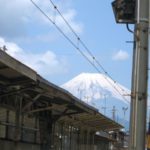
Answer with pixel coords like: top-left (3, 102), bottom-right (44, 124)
top-left (62, 73), bottom-right (131, 130)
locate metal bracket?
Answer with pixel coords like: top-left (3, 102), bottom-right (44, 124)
top-left (139, 18), bottom-right (149, 23)
top-left (130, 92), bottom-right (147, 100)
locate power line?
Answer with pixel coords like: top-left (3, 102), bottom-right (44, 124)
top-left (30, 0), bottom-right (129, 103)
top-left (49, 0), bottom-right (111, 77)
top-left (48, 0), bottom-right (130, 96)
top-left (30, 0), bottom-right (102, 77)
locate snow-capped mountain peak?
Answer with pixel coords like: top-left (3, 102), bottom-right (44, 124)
top-left (62, 73), bottom-right (131, 129)
top-left (61, 73), bottom-right (130, 104)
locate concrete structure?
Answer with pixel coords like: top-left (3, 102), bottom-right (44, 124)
top-left (0, 50), bottom-right (122, 150)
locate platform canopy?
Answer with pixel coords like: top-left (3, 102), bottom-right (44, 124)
top-left (0, 50), bottom-right (123, 131)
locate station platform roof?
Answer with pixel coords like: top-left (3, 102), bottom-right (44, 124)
top-left (0, 50), bottom-right (123, 131)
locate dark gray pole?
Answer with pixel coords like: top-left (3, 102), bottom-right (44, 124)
top-left (129, 0), bottom-right (149, 149)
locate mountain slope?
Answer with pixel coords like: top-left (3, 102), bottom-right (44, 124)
top-left (61, 73), bottom-right (131, 129)
top-left (62, 73), bottom-right (130, 103)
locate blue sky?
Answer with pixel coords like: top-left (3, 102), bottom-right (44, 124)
top-left (0, 0), bottom-right (134, 88)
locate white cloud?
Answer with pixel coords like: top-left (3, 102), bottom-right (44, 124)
top-left (0, 0), bottom-right (83, 39)
top-left (112, 50), bottom-right (129, 61)
top-left (0, 37), bottom-right (69, 76)
top-left (55, 9), bottom-right (83, 34)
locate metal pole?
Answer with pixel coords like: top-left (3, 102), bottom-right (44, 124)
top-left (129, 0), bottom-right (149, 149)
top-left (112, 106), bottom-right (117, 121)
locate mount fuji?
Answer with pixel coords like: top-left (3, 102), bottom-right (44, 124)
top-left (61, 73), bottom-right (131, 129)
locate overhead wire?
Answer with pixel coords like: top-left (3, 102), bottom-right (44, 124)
top-left (49, 0), bottom-right (111, 77)
top-left (30, 0), bottom-right (102, 77)
top-left (30, 0), bottom-right (130, 103)
top-left (30, 0), bottom-right (129, 103)
top-left (48, 0), bottom-right (129, 96)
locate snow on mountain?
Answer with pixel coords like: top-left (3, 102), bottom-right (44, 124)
top-left (61, 73), bottom-right (131, 129)
top-left (62, 73), bottom-right (130, 103)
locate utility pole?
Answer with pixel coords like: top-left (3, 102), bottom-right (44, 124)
top-left (101, 94), bottom-right (107, 115)
top-left (112, 106), bottom-right (117, 121)
top-left (129, 0), bottom-right (149, 149)
top-left (84, 95), bottom-right (90, 104)
top-left (102, 106), bottom-right (107, 115)
top-left (122, 107), bottom-right (128, 121)
top-left (112, 0), bottom-right (149, 149)
top-left (78, 88), bottom-right (82, 99)
top-left (104, 94), bottom-right (107, 115)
